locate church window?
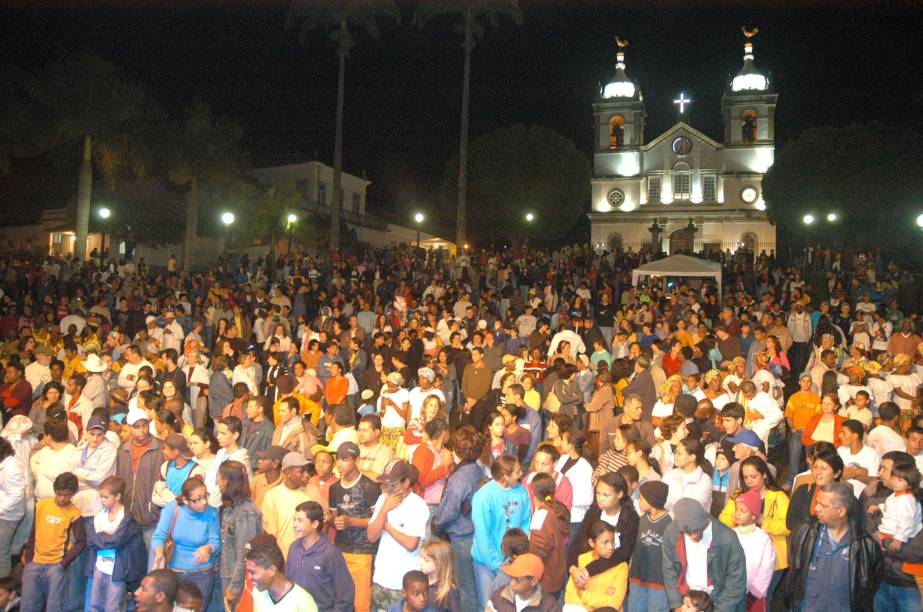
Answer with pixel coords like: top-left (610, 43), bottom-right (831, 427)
top-left (741, 110), bottom-right (758, 144)
top-left (609, 115), bottom-right (625, 149)
top-left (703, 175), bottom-right (716, 202)
top-left (673, 163), bottom-right (690, 200)
top-left (648, 177), bottom-right (661, 203)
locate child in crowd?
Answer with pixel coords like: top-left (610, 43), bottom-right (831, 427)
top-left (0, 577), bottom-right (20, 612)
top-left (173, 583), bottom-right (204, 612)
top-left (528, 472), bottom-right (571, 596)
top-left (617, 464), bottom-right (639, 510)
top-left (85, 475), bottom-right (147, 612)
top-left (731, 490), bottom-right (776, 612)
top-left (152, 433), bottom-right (204, 506)
top-left (357, 389), bottom-right (377, 416)
top-left (682, 590), bottom-right (713, 611)
top-left (20, 472), bottom-right (85, 612)
top-left (627, 481), bottom-right (672, 612)
top-left (485, 553), bottom-right (558, 612)
top-left (419, 540), bottom-right (462, 612)
top-left (871, 462), bottom-right (923, 598)
top-left (387, 570), bottom-right (431, 612)
top-left (489, 528), bottom-right (531, 596)
top-left (287, 500), bottom-right (354, 612)
top-left (711, 448), bottom-right (731, 517)
top-left (564, 520), bottom-right (627, 611)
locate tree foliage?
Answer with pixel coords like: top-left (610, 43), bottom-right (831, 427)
top-left (90, 178), bottom-right (186, 249)
top-left (439, 124), bottom-right (590, 245)
top-left (763, 122), bottom-right (923, 250)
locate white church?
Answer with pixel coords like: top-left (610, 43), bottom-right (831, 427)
top-left (588, 31), bottom-right (777, 257)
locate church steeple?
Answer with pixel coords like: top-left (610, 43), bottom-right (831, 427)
top-left (721, 26), bottom-right (777, 146)
top-left (594, 37), bottom-right (645, 152)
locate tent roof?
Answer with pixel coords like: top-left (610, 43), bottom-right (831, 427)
top-left (633, 254), bottom-right (722, 275)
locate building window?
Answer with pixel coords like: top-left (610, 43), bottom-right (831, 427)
top-left (673, 163), bottom-right (690, 200)
top-left (319, 183), bottom-right (327, 205)
top-left (352, 193), bottom-right (360, 214)
top-left (648, 177), bottom-right (661, 203)
top-left (703, 175), bottom-right (716, 202)
top-left (741, 110), bottom-right (758, 144)
top-left (609, 115), bottom-right (625, 149)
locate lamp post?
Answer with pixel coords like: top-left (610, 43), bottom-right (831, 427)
top-left (286, 212), bottom-right (298, 257)
top-left (221, 211), bottom-right (235, 257)
top-left (826, 212), bottom-right (838, 223)
top-left (802, 213), bottom-right (814, 225)
top-left (97, 207), bottom-right (111, 255)
top-left (414, 212), bottom-right (425, 248)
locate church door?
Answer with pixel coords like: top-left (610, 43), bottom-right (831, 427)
top-left (669, 229), bottom-right (689, 254)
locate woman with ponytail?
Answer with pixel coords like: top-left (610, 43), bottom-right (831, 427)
top-left (528, 472), bottom-right (571, 597)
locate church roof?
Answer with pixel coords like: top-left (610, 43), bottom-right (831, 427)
top-left (731, 38), bottom-right (769, 92)
top-left (644, 122), bottom-right (722, 151)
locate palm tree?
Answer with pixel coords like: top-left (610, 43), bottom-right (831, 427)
top-left (22, 55), bottom-right (158, 260)
top-left (414, 1), bottom-right (522, 247)
top-left (166, 103), bottom-right (248, 272)
top-left (287, 0), bottom-right (398, 252)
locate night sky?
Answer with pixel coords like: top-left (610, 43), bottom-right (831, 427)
top-left (3, 1), bottom-right (922, 233)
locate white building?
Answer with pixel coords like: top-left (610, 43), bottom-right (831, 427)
top-left (588, 33), bottom-right (777, 257)
top-left (252, 161), bottom-right (441, 248)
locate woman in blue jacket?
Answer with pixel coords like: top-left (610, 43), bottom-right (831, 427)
top-left (151, 477), bottom-right (221, 611)
top-left (471, 454), bottom-right (531, 609)
top-left (433, 426), bottom-right (486, 612)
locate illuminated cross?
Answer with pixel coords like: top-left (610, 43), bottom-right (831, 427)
top-left (673, 92), bottom-right (691, 114)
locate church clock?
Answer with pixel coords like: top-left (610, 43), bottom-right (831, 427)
top-left (672, 137), bottom-right (692, 155)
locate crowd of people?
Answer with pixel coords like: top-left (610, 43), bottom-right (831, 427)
top-left (0, 243), bottom-right (919, 612)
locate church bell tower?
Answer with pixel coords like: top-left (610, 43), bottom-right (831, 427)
top-left (721, 28), bottom-right (778, 145)
top-left (593, 38), bottom-right (645, 153)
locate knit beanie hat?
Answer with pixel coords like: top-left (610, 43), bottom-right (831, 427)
top-left (673, 498), bottom-right (709, 532)
top-left (639, 481), bottom-right (669, 510)
top-left (738, 489), bottom-right (762, 518)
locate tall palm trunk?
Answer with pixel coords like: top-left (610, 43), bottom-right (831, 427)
top-left (456, 10), bottom-right (473, 247)
top-left (74, 135), bottom-right (93, 260)
top-left (331, 19), bottom-right (347, 252)
top-left (182, 175), bottom-right (198, 273)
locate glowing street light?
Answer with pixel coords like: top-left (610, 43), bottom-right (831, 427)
top-left (525, 212), bottom-right (535, 222)
top-left (287, 212), bottom-right (298, 224)
top-left (826, 212), bottom-right (838, 222)
top-left (221, 211), bottom-right (235, 227)
top-left (98, 207), bottom-right (111, 219)
top-left (916, 213), bottom-right (923, 229)
top-left (413, 212), bottom-right (425, 248)
top-left (286, 213), bottom-right (299, 255)
top-left (802, 214), bottom-right (815, 225)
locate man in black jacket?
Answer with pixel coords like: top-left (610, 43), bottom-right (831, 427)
top-left (783, 481), bottom-right (881, 611)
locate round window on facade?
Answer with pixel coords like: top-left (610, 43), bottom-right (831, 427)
top-left (740, 186), bottom-right (759, 204)
top-left (607, 189), bottom-right (625, 207)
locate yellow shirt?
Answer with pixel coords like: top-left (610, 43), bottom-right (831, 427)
top-left (272, 393), bottom-right (321, 427)
top-left (674, 329), bottom-right (694, 348)
top-left (785, 390), bottom-right (821, 431)
top-left (564, 551), bottom-right (628, 611)
top-left (31, 498), bottom-right (82, 564)
top-left (63, 355), bottom-right (87, 379)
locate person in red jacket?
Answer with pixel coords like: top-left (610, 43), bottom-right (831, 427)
top-left (0, 362), bottom-right (32, 423)
top-left (801, 393), bottom-right (846, 450)
top-left (411, 419), bottom-right (452, 508)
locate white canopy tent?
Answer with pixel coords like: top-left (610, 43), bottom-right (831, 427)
top-left (631, 254), bottom-right (723, 294)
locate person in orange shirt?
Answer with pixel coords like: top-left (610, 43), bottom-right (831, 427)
top-left (785, 373), bottom-right (821, 486)
top-left (325, 361), bottom-right (349, 407)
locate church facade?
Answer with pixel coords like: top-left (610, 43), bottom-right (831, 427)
top-left (588, 33), bottom-right (777, 257)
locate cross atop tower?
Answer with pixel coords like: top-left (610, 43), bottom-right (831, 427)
top-left (673, 92), bottom-right (691, 114)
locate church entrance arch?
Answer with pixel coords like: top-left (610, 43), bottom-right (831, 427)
top-left (741, 232), bottom-right (757, 254)
top-left (669, 229), bottom-right (690, 254)
top-left (608, 233), bottom-right (623, 253)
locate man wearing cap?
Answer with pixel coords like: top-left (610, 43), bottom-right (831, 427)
top-left (662, 497), bottom-right (747, 611)
top-left (485, 553), bottom-right (557, 612)
top-left (25, 345), bottom-right (53, 398)
top-left (329, 441), bottom-right (381, 612)
top-left (261, 451), bottom-right (323, 560)
top-left (724, 429), bottom-right (778, 496)
top-left (491, 354), bottom-right (520, 390)
top-left (114, 406), bottom-right (164, 546)
top-left (251, 446), bottom-right (285, 510)
top-left (367, 459), bottom-right (429, 611)
top-left (160, 310), bottom-right (183, 354)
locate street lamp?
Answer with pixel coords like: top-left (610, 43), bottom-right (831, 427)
top-left (97, 207), bottom-right (111, 254)
top-left (525, 212), bottom-right (535, 222)
top-left (826, 212), bottom-right (838, 222)
top-left (916, 213), bottom-right (923, 229)
top-left (802, 214), bottom-right (815, 225)
top-left (414, 212), bottom-right (425, 248)
top-left (286, 212), bottom-right (298, 256)
top-left (221, 211), bottom-right (235, 257)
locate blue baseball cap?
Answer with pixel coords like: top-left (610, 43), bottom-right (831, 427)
top-left (727, 429), bottom-right (764, 454)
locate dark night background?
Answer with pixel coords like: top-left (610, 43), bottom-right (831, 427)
top-left (2, 0), bottom-right (922, 237)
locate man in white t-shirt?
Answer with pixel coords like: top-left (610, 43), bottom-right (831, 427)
top-left (866, 402), bottom-right (907, 456)
top-left (245, 541), bottom-right (318, 612)
top-left (367, 459), bottom-right (429, 611)
top-left (837, 419), bottom-right (880, 498)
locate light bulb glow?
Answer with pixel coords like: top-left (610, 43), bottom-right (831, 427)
top-left (221, 212), bottom-right (235, 226)
top-left (803, 214), bottom-right (815, 225)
